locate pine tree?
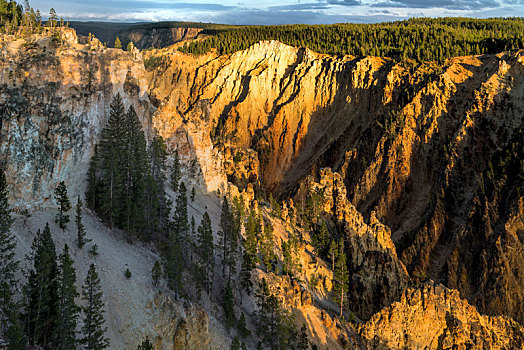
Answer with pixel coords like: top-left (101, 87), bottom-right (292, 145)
top-left (222, 281), bottom-right (235, 329)
top-left (146, 135), bottom-right (169, 241)
top-left (219, 197), bottom-right (239, 280)
top-left (114, 36), bottom-right (122, 49)
top-left (86, 145), bottom-right (99, 210)
top-left (166, 229), bottom-right (183, 296)
top-left (80, 264), bottom-right (109, 350)
top-left (313, 220), bottom-right (329, 254)
top-left (54, 181), bottom-right (71, 230)
top-left (255, 278), bottom-right (282, 348)
top-left (197, 212), bottom-right (214, 295)
top-left (260, 222), bottom-right (275, 272)
top-left (98, 94), bottom-right (126, 229)
top-left (238, 312), bottom-right (251, 338)
top-left (152, 260), bottom-right (162, 287)
top-left (190, 215), bottom-right (196, 264)
top-left (170, 150), bottom-right (181, 192)
top-left (297, 324), bottom-right (309, 350)
top-left (0, 168), bottom-right (24, 349)
top-left (75, 196), bottom-right (88, 249)
top-left (333, 239), bottom-right (348, 317)
top-left (56, 244), bottom-right (79, 350)
top-left (137, 335), bottom-right (153, 350)
top-left (244, 209), bottom-right (259, 264)
top-left (328, 239), bottom-right (337, 272)
top-left (191, 187), bottom-right (195, 201)
top-left (124, 106), bottom-right (149, 237)
top-left (24, 223), bottom-right (60, 348)
top-left (240, 251), bottom-right (253, 294)
top-left (173, 182), bottom-right (189, 260)
top-left (91, 96), bottom-right (156, 240)
top-left (240, 209), bottom-right (260, 292)
top-left (230, 337), bottom-right (241, 350)
top-left (48, 8), bottom-right (57, 27)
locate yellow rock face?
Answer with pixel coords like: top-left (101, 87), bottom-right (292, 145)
top-left (147, 43), bottom-right (524, 326)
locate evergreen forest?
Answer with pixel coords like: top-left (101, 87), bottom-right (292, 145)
top-left (180, 17), bottom-right (524, 63)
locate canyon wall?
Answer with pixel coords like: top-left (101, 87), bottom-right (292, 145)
top-left (1, 29), bottom-right (523, 348)
top-left (0, 29), bottom-right (151, 208)
top-left (148, 42), bottom-right (524, 324)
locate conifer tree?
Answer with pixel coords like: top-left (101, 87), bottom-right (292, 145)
top-left (54, 181), bottom-right (71, 230)
top-left (48, 8), bottom-right (57, 27)
top-left (124, 106), bottom-right (149, 237)
top-left (197, 211), bottom-right (214, 295)
top-left (173, 182), bottom-right (189, 259)
top-left (222, 281), bottom-right (235, 329)
top-left (244, 209), bottom-right (259, 263)
top-left (86, 145), bottom-right (100, 210)
top-left (170, 150), bottom-right (181, 192)
top-left (328, 239), bottom-right (337, 272)
top-left (24, 223), bottom-right (60, 348)
top-left (333, 239), bottom-right (349, 317)
top-left (240, 251), bottom-right (254, 294)
top-left (255, 277), bottom-right (298, 349)
top-left (151, 260), bottom-right (161, 287)
top-left (238, 312), bottom-right (251, 338)
top-left (0, 168), bottom-right (24, 349)
top-left (313, 220), bottom-right (329, 254)
top-left (75, 196), bottom-right (88, 249)
top-left (255, 278), bottom-right (281, 347)
top-left (114, 36), bottom-right (121, 49)
top-left (260, 222), bottom-right (275, 272)
top-left (137, 336), bottom-right (153, 350)
top-left (297, 324), bottom-right (309, 350)
top-left (98, 93), bottom-right (126, 229)
top-left (56, 244), bottom-right (79, 350)
top-left (240, 210), bottom-right (259, 293)
top-left (146, 135), bottom-right (169, 240)
top-left (219, 197), bottom-right (239, 280)
top-left (80, 264), bottom-right (109, 350)
top-left (190, 216), bottom-right (196, 240)
top-left (166, 229), bottom-right (183, 296)
top-left (230, 337), bottom-right (241, 350)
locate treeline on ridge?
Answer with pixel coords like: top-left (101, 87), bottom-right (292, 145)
top-left (179, 17), bottom-right (524, 63)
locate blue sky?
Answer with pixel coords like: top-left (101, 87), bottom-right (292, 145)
top-left (31, 0), bottom-right (524, 24)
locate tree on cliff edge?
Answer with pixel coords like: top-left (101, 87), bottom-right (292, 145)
top-left (114, 37), bottom-right (122, 49)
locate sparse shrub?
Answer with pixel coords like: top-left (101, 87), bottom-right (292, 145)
top-left (125, 268), bottom-right (132, 279)
top-left (89, 244), bottom-right (99, 256)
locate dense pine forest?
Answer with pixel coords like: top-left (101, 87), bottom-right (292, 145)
top-left (179, 17), bottom-right (524, 63)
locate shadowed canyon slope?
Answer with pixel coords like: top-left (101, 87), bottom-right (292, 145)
top-left (148, 41), bottom-right (524, 324)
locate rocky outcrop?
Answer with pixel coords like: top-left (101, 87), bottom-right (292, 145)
top-left (0, 29), bottom-right (151, 208)
top-left (147, 42), bottom-right (524, 324)
top-left (358, 282), bottom-right (524, 349)
top-left (303, 168), bottom-right (410, 320)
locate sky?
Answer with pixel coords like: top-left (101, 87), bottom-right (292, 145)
top-left (30, 0), bottom-right (524, 24)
